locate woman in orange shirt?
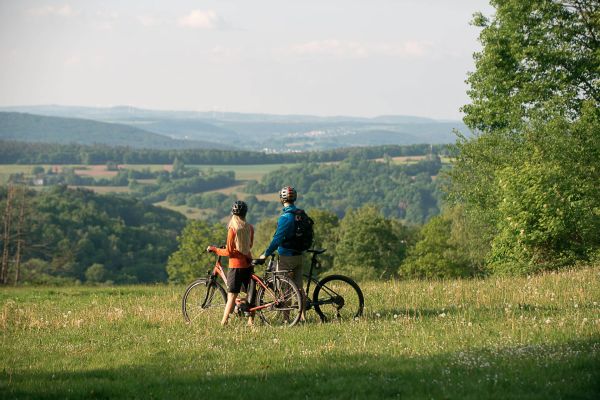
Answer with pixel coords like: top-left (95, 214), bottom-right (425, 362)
top-left (207, 201), bottom-right (254, 326)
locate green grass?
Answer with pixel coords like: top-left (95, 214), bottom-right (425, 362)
top-left (1, 267), bottom-right (598, 399)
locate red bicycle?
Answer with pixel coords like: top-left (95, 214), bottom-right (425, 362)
top-left (182, 250), bottom-right (303, 327)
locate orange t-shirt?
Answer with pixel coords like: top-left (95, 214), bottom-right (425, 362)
top-left (213, 225), bottom-right (254, 268)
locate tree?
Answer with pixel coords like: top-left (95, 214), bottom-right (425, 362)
top-left (489, 109), bottom-right (600, 274)
top-left (450, 0), bottom-right (600, 273)
top-left (307, 209), bottom-right (340, 271)
top-left (463, 0), bottom-right (599, 134)
top-left (401, 210), bottom-right (475, 279)
top-left (166, 220), bottom-right (225, 283)
top-left (85, 263), bottom-right (107, 283)
top-left (334, 205), bottom-right (406, 280)
top-left (31, 166), bottom-right (45, 175)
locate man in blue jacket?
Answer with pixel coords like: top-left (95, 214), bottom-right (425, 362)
top-left (260, 186), bottom-right (305, 301)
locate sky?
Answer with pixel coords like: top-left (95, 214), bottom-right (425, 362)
top-left (0, 0), bottom-right (494, 120)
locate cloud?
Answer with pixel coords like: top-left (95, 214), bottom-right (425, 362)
top-left (28, 4), bottom-right (77, 17)
top-left (177, 10), bottom-right (226, 30)
top-left (291, 39), bottom-right (431, 59)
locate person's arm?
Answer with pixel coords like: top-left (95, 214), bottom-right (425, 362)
top-left (264, 214), bottom-right (293, 257)
top-left (210, 228), bottom-right (236, 257)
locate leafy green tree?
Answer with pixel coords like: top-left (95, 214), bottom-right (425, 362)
top-left (307, 209), bottom-right (340, 271)
top-left (402, 211), bottom-right (474, 279)
top-left (450, 0), bottom-right (600, 273)
top-left (85, 263), bottom-right (107, 283)
top-left (166, 220), bottom-right (225, 283)
top-left (489, 109), bottom-right (600, 274)
top-left (463, 0), bottom-right (599, 133)
top-left (334, 205), bottom-right (406, 280)
top-left (31, 166), bottom-right (45, 175)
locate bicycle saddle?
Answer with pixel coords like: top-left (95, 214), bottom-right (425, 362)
top-left (307, 248), bottom-right (326, 254)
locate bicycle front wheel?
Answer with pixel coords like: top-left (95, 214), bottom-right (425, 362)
top-left (256, 275), bottom-right (302, 327)
top-left (313, 275), bottom-right (364, 322)
top-left (182, 278), bottom-right (227, 323)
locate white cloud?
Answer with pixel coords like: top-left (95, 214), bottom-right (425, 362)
top-left (28, 4), bottom-right (77, 17)
top-left (291, 39), bottom-right (431, 59)
top-left (178, 10), bottom-right (225, 30)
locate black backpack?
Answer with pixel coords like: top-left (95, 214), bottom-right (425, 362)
top-left (282, 209), bottom-right (314, 252)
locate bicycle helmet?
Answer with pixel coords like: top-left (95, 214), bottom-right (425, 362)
top-left (279, 186), bottom-right (297, 203)
top-left (231, 200), bottom-right (248, 217)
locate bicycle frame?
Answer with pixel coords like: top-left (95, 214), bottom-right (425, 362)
top-left (303, 251), bottom-right (321, 308)
top-left (207, 254), bottom-right (291, 313)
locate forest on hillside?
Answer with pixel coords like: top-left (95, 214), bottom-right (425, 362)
top-left (0, 140), bottom-right (449, 165)
top-left (0, 185), bottom-right (186, 285)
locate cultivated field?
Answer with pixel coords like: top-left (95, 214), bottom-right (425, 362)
top-left (1, 266), bottom-right (598, 399)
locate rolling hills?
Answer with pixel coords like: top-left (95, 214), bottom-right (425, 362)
top-left (0, 105), bottom-right (468, 151)
top-left (0, 112), bottom-right (225, 150)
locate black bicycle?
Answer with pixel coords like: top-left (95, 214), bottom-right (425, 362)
top-left (302, 249), bottom-right (364, 322)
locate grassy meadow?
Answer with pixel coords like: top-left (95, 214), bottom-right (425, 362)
top-left (1, 266), bottom-right (598, 399)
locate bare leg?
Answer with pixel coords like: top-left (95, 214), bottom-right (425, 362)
top-left (299, 288), bottom-right (306, 322)
top-left (222, 293), bottom-right (237, 325)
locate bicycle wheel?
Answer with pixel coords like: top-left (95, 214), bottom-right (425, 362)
top-left (313, 274), bottom-right (364, 322)
top-left (255, 275), bottom-right (302, 327)
top-left (182, 278), bottom-right (227, 323)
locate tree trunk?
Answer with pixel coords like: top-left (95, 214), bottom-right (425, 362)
top-left (14, 187), bottom-right (26, 286)
top-left (1, 185), bottom-right (15, 284)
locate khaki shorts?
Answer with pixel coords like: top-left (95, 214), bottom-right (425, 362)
top-left (277, 255), bottom-right (304, 292)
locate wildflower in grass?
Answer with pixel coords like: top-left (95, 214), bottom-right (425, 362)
top-left (376, 313), bottom-right (381, 318)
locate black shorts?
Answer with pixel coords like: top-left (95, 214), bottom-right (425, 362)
top-left (227, 267), bottom-right (253, 294)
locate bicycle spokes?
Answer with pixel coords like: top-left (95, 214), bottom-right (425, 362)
top-left (313, 275), bottom-right (364, 322)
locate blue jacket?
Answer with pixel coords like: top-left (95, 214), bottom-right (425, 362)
top-left (264, 205), bottom-right (301, 257)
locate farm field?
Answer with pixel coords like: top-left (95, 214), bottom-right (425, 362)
top-left (1, 266), bottom-right (598, 399)
top-left (0, 163), bottom-right (295, 183)
top-left (154, 201), bottom-right (217, 220)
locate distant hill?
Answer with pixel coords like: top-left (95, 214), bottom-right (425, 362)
top-left (0, 112), bottom-right (227, 150)
top-left (0, 105), bottom-right (469, 151)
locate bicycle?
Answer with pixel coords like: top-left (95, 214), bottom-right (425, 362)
top-left (302, 248), bottom-right (364, 322)
top-left (182, 249), bottom-right (303, 327)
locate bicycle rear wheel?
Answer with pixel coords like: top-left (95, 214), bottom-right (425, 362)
top-left (182, 278), bottom-right (227, 323)
top-left (255, 275), bottom-right (302, 327)
top-left (313, 275), bottom-right (364, 322)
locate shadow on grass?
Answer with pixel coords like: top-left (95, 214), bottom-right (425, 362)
top-left (2, 339), bottom-right (598, 400)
